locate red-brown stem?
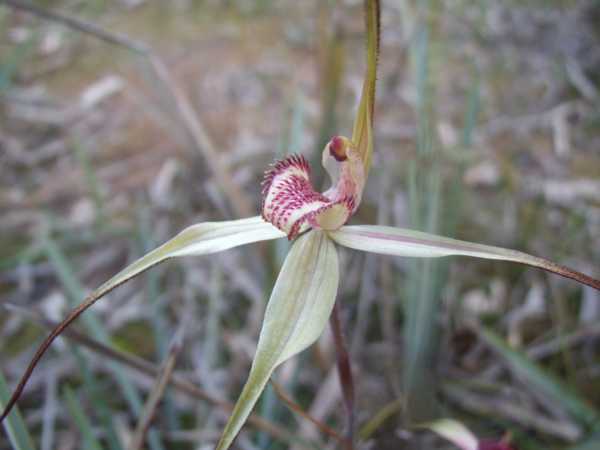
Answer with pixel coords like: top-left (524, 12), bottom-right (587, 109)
top-left (330, 300), bottom-right (355, 449)
top-left (0, 293), bottom-right (104, 423)
top-left (0, 258), bottom-right (165, 424)
top-left (1, 304), bottom-right (302, 446)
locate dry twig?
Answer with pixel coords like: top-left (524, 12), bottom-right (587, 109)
top-left (128, 324), bottom-right (186, 450)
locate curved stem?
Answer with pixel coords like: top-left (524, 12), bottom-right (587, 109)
top-left (0, 263), bottom-right (159, 424)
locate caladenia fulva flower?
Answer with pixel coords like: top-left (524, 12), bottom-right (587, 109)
top-left (1, 1), bottom-right (599, 449)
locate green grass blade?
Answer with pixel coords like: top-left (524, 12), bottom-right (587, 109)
top-left (136, 208), bottom-right (179, 431)
top-left (480, 327), bottom-right (599, 427)
top-left (43, 236), bottom-right (143, 408)
top-left (0, 372), bottom-right (36, 450)
top-left (400, 4), bottom-right (449, 422)
top-left (43, 236), bottom-right (164, 450)
top-left (73, 346), bottom-right (123, 450)
top-left (462, 65), bottom-right (480, 149)
top-left (567, 434), bottom-right (600, 450)
top-left (72, 140), bottom-right (106, 226)
top-left (63, 387), bottom-right (103, 450)
top-left (0, 33), bottom-right (36, 92)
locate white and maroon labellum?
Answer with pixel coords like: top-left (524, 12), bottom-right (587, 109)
top-left (261, 136), bottom-right (365, 240)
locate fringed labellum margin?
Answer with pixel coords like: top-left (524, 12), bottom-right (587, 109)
top-left (261, 136), bottom-right (365, 240)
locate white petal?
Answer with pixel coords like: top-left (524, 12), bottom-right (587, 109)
top-left (167, 216), bottom-right (285, 257)
top-left (328, 225), bottom-right (599, 290)
top-left (0, 216), bottom-right (285, 424)
top-left (96, 216), bottom-right (284, 295)
top-left (328, 225), bottom-right (529, 259)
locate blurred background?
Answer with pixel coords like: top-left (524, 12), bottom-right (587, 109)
top-left (1, 1), bottom-right (599, 449)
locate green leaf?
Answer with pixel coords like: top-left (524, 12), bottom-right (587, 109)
top-left (216, 230), bottom-right (339, 450)
top-left (480, 328), bottom-right (599, 427)
top-left (328, 225), bottom-right (599, 290)
top-left (1, 216), bottom-right (284, 423)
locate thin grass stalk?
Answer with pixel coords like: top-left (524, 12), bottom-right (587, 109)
top-left (0, 373), bottom-right (36, 450)
top-left (330, 300), bottom-right (355, 448)
top-left (270, 380), bottom-right (347, 447)
top-left (40, 369), bottom-right (57, 450)
top-left (128, 325), bottom-right (185, 450)
top-left (63, 386), bottom-right (104, 450)
top-left (357, 398), bottom-right (402, 441)
top-left (72, 345), bottom-right (124, 450)
top-left (477, 327), bottom-right (599, 427)
top-left (441, 383), bottom-right (582, 442)
top-left (72, 139), bottom-right (106, 227)
top-left (137, 209), bottom-right (179, 432)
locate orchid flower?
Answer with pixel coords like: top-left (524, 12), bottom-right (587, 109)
top-left (427, 419), bottom-right (516, 450)
top-left (1, 1), bottom-right (599, 449)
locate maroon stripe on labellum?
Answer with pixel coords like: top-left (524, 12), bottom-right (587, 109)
top-left (261, 154), bottom-right (326, 238)
top-left (261, 147), bottom-right (363, 240)
top-left (261, 154), bottom-right (310, 199)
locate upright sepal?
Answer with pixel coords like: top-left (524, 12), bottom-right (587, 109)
top-left (216, 230), bottom-right (339, 449)
top-left (351, 0), bottom-right (380, 174)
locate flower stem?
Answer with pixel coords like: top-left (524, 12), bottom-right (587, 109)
top-left (330, 300), bottom-right (355, 449)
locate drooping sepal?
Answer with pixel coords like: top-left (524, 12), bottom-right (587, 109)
top-left (215, 230), bottom-right (339, 449)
